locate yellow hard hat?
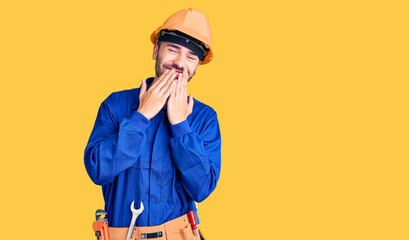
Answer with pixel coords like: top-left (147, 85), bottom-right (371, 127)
top-left (151, 8), bottom-right (213, 65)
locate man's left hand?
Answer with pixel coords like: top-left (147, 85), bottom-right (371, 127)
top-left (167, 71), bottom-right (194, 125)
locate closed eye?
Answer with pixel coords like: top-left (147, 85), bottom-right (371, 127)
top-left (188, 55), bottom-right (197, 61)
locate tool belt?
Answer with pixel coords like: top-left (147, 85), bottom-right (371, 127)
top-left (108, 214), bottom-right (204, 240)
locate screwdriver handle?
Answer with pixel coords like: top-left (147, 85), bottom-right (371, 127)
top-left (188, 210), bottom-right (199, 236)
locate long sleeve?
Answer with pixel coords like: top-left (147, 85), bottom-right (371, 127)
top-left (84, 94), bottom-right (150, 185)
top-left (169, 112), bottom-right (221, 202)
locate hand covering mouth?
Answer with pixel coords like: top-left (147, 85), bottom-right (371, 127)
top-left (166, 69), bottom-right (185, 80)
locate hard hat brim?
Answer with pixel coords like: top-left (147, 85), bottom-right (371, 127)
top-left (151, 27), bottom-right (213, 65)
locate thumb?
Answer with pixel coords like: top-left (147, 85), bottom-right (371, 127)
top-left (140, 79), bottom-right (146, 97)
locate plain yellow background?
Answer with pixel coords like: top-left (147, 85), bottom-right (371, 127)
top-left (1, 0), bottom-right (408, 239)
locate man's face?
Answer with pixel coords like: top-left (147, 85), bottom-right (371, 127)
top-left (153, 41), bottom-right (201, 82)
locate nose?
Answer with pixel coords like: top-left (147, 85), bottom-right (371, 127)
top-left (172, 54), bottom-right (185, 70)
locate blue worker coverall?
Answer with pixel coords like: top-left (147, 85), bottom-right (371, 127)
top-left (84, 78), bottom-right (221, 227)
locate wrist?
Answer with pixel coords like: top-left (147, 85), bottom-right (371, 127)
top-left (170, 120), bottom-right (192, 137)
top-left (137, 108), bottom-right (152, 120)
top-left (129, 111), bottom-right (150, 130)
top-left (170, 117), bottom-right (185, 125)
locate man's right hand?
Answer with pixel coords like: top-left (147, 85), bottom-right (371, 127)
top-left (137, 69), bottom-right (177, 120)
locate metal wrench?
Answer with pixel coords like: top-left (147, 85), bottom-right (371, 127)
top-left (126, 201), bottom-right (144, 239)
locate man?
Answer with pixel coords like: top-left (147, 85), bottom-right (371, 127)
top-left (84, 8), bottom-right (221, 240)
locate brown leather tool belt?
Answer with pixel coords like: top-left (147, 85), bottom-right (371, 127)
top-left (108, 214), bottom-right (204, 240)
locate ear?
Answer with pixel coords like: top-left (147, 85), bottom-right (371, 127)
top-left (152, 44), bottom-right (159, 60)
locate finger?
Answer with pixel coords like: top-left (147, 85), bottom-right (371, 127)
top-left (149, 69), bottom-right (168, 89)
top-left (140, 79), bottom-right (146, 97)
top-left (159, 71), bottom-right (177, 94)
top-left (150, 68), bottom-right (170, 89)
top-left (164, 80), bottom-right (177, 98)
top-left (187, 94), bottom-right (194, 114)
top-left (180, 72), bottom-right (188, 99)
top-left (181, 73), bottom-right (187, 98)
top-left (176, 73), bottom-right (182, 98)
top-left (183, 71), bottom-right (188, 86)
top-left (157, 69), bottom-right (176, 90)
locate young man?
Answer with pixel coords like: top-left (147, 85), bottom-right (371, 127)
top-left (84, 8), bottom-right (221, 240)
